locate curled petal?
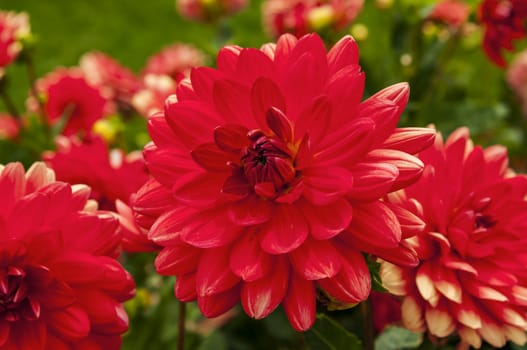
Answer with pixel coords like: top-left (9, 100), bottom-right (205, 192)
top-left (283, 274), bottom-right (316, 331)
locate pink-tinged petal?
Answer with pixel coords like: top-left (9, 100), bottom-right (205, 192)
top-left (425, 305), bottom-right (455, 337)
top-left (191, 67), bottom-right (223, 104)
top-left (25, 162), bottom-right (55, 193)
top-left (381, 127), bottom-right (436, 154)
top-left (143, 143), bottom-right (198, 188)
top-left (213, 79), bottom-right (253, 126)
top-left (172, 171), bottom-right (227, 207)
top-left (302, 166), bottom-right (354, 205)
top-left (164, 100), bottom-right (221, 149)
top-left (175, 273), bottom-right (197, 302)
top-left (236, 48), bottom-right (276, 84)
top-left (294, 96), bottom-right (332, 146)
top-left (327, 35), bottom-right (359, 75)
top-left (365, 149), bottom-right (424, 191)
top-left (273, 34), bottom-right (298, 73)
top-left (463, 278), bottom-right (508, 302)
top-left (198, 285), bottom-right (241, 318)
top-left (155, 242), bottom-right (201, 276)
top-left (196, 246), bottom-right (241, 296)
top-left (416, 263), bottom-right (439, 306)
top-left (370, 82), bottom-right (409, 111)
top-left (289, 238), bottom-right (341, 280)
top-left (214, 124), bottom-right (250, 153)
top-left (0, 163), bottom-right (26, 219)
top-left (283, 274), bottom-right (316, 331)
top-left (216, 45), bottom-right (242, 73)
top-left (345, 201), bottom-right (401, 249)
top-left (453, 295), bottom-right (482, 329)
top-left (8, 192), bottom-right (48, 239)
top-left (48, 306), bottom-right (90, 339)
top-left (301, 199), bottom-right (352, 240)
top-left (191, 142), bottom-right (235, 172)
top-left (230, 230), bottom-right (273, 281)
top-left (483, 144), bottom-right (509, 178)
top-left (266, 107), bottom-right (293, 142)
top-left (432, 267), bottom-right (462, 303)
top-left (147, 112), bottom-right (178, 147)
top-left (241, 257), bottom-right (289, 319)
top-left (250, 77), bottom-right (287, 128)
top-left (348, 163), bottom-right (399, 201)
top-left (318, 247), bottom-right (370, 304)
top-left (375, 242), bottom-right (419, 267)
top-left (259, 204), bottom-right (308, 254)
top-left (176, 80), bottom-right (196, 101)
top-left (228, 195), bottom-right (273, 225)
top-left (315, 117), bottom-right (376, 166)
top-left (260, 43), bottom-right (276, 60)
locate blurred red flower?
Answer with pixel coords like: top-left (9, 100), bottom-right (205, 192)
top-left (0, 11), bottom-right (30, 70)
top-left (428, 0), bottom-right (471, 28)
top-left (176, 0), bottom-right (248, 22)
top-left (0, 162), bottom-right (135, 349)
top-left (382, 128), bottom-right (527, 348)
top-left (479, 0), bottom-right (527, 67)
top-left (0, 113), bottom-right (20, 139)
top-left (80, 51), bottom-right (141, 108)
top-left (34, 68), bottom-right (111, 136)
top-left (262, 0), bottom-right (364, 38)
top-left (133, 33), bottom-right (435, 330)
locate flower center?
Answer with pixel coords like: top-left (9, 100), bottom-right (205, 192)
top-left (0, 266), bottom-right (39, 322)
top-left (241, 129), bottom-right (296, 192)
top-left (474, 213), bottom-right (496, 229)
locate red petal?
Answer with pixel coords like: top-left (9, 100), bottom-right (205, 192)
top-left (229, 231), bottom-right (273, 281)
top-left (25, 162), bottom-right (54, 193)
top-left (259, 204), bottom-right (308, 254)
top-left (327, 35), bottom-right (359, 75)
top-left (302, 166), bottom-right (354, 205)
top-left (250, 77), bottom-right (286, 128)
top-left (236, 48), bottom-right (275, 84)
top-left (289, 238), bottom-right (341, 280)
top-left (214, 124), bottom-right (249, 153)
top-left (143, 143), bottom-right (198, 188)
top-left (381, 127), bottom-right (437, 154)
top-left (228, 195), bottom-right (273, 225)
top-left (294, 96), bottom-right (332, 146)
top-left (213, 79), bottom-right (253, 126)
top-left (0, 163), bottom-right (26, 219)
top-left (348, 162), bottom-right (399, 201)
top-left (318, 247), bottom-right (370, 304)
top-left (191, 66), bottom-right (223, 104)
top-left (344, 201), bottom-right (401, 249)
top-left (385, 202), bottom-right (425, 238)
top-left (217, 45), bottom-right (242, 73)
top-left (155, 242), bottom-right (201, 276)
top-left (172, 171), bottom-right (226, 207)
top-left (48, 306), bottom-right (90, 339)
top-left (198, 285), bottom-right (241, 317)
top-left (365, 149), bottom-right (424, 191)
top-left (302, 199), bottom-right (352, 240)
top-left (283, 274), bottom-right (316, 331)
top-left (196, 246), bottom-right (241, 296)
top-left (191, 142), bottom-right (235, 172)
top-left (147, 112), bottom-right (178, 147)
top-left (241, 257), bottom-right (289, 319)
top-left (266, 107), bottom-right (293, 142)
top-left (175, 273), bottom-right (197, 301)
top-left (325, 66), bottom-right (364, 127)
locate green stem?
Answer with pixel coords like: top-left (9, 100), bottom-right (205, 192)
top-left (361, 298), bottom-right (375, 350)
top-left (177, 301), bottom-right (186, 350)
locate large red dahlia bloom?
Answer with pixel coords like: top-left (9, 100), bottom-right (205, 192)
top-left (0, 162), bottom-right (135, 349)
top-left (133, 33), bottom-right (434, 331)
top-left (479, 0), bottom-right (527, 67)
top-left (381, 128), bottom-right (527, 348)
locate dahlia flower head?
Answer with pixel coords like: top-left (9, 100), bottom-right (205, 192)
top-left (0, 162), bottom-right (135, 349)
top-left (32, 68), bottom-right (112, 136)
top-left (80, 51), bottom-right (141, 107)
top-left (428, 0), bottom-right (471, 28)
top-left (176, 0), bottom-right (248, 22)
top-left (0, 10), bottom-right (30, 70)
top-left (133, 44), bottom-right (206, 117)
top-left (133, 33), bottom-right (435, 330)
top-left (43, 135), bottom-right (154, 252)
top-left (479, 0), bottom-right (527, 67)
top-left (262, 0), bottom-right (364, 38)
top-left (381, 127), bottom-right (527, 348)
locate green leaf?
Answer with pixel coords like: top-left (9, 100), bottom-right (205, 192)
top-left (374, 326), bottom-right (423, 350)
top-left (198, 331), bottom-right (228, 350)
top-left (305, 314), bottom-right (362, 350)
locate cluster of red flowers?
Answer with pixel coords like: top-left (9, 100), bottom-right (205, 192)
top-left (2, 2), bottom-right (527, 349)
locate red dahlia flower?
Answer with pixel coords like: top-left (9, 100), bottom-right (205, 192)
top-left (33, 68), bottom-right (110, 136)
top-left (381, 127), bottom-right (527, 348)
top-left (80, 51), bottom-right (141, 107)
top-left (0, 162), bottom-right (135, 349)
top-left (0, 11), bottom-right (30, 70)
top-left (133, 33), bottom-right (435, 331)
top-left (142, 43), bottom-right (205, 83)
top-left (262, 0), bottom-right (364, 38)
top-left (479, 0), bottom-right (527, 67)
